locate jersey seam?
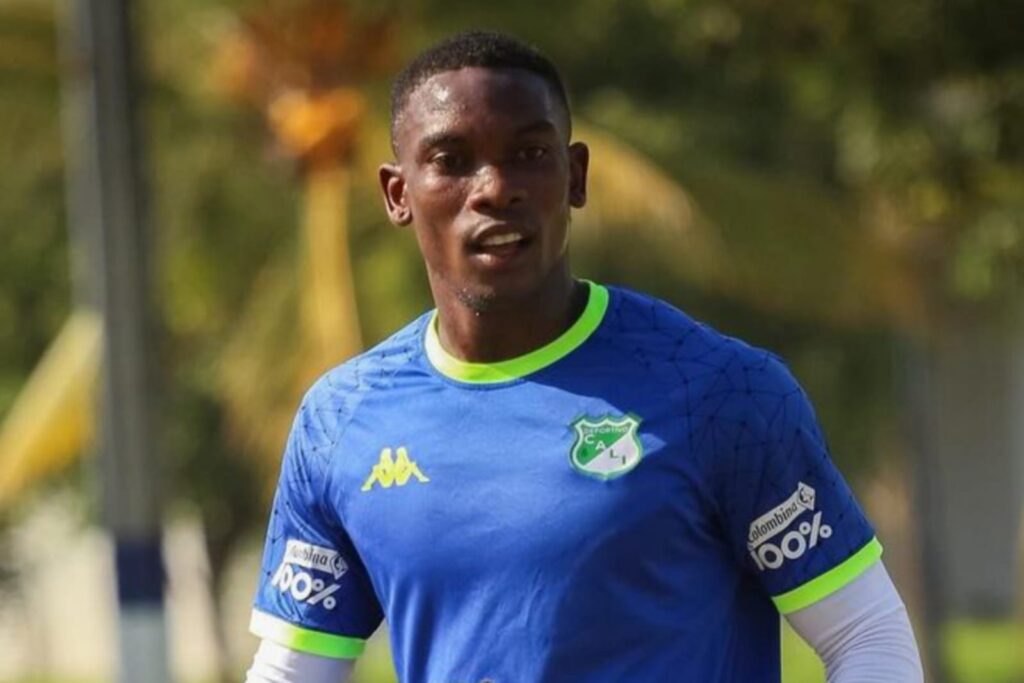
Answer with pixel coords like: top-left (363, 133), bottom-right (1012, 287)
top-left (311, 330), bottom-right (426, 533)
top-left (594, 316), bottom-right (724, 518)
top-left (306, 335), bottom-right (422, 624)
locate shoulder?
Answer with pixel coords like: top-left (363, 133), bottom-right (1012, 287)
top-left (600, 284), bottom-right (805, 423)
top-left (601, 284), bottom-right (788, 379)
top-left (295, 313), bottom-right (431, 448)
top-left (312, 313), bottom-right (428, 395)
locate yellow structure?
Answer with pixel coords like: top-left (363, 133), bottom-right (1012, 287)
top-left (0, 311), bottom-right (101, 507)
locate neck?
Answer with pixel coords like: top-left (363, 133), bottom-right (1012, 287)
top-left (432, 269), bottom-right (587, 363)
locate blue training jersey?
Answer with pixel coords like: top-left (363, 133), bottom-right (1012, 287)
top-left (251, 281), bottom-right (881, 682)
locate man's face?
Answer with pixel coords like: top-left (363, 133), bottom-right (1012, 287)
top-left (380, 67), bottom-right (589, 311)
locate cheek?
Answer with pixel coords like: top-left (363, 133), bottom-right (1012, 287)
top-left (532, 178), bottom-right (571, 229)
top-left (411, 177), bottom-right (467, 227)
top-left (408, 179), bottom-right (469, 263)
top-left (529, 161), bottom-right (571, 206)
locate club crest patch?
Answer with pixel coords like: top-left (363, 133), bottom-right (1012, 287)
top-left (569, 414), bottom-right (644, 479)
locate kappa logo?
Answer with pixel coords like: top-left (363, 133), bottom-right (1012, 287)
top-left (361, 447), bottom-right (430, 492)
top-left (569, 414), bottom-right (644, 479)
top-left (747, 482), bottom-right (833, 571)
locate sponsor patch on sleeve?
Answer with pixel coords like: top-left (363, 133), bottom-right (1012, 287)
top-left (747, 483), bottom-right (833, 571)
top-left (271, 540), bottom-right (350, 610)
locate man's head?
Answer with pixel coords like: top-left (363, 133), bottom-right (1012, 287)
top-left (379, 31), bottom-right (588, 312)
top-left (389, 31), bottom-right (572, 155)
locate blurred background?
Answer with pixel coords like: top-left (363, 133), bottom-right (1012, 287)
top-left (1, 0), bottom-right (1022, 681)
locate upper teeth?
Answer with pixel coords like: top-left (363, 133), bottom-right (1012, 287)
top-left (480, 233), bottom-right (522, 247)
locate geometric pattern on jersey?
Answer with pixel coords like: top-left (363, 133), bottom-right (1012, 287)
top-left (251, 280), bottom-right (881, 682)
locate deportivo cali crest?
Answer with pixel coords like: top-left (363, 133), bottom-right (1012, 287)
top-left (569, 414), bottom-right (644, 479)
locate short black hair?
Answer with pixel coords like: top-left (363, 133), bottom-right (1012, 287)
top-left (390, 30), bottom-right (571, 152)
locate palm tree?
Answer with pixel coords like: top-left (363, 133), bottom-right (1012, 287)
top-left (0, 0), bottom-right (919, 509)
top-left (210, 1), bottom-right (396, 475)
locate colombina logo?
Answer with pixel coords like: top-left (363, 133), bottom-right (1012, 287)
top-left (283, 539), bottom-right (348, 579)
top-left (271, 539), bottom-right (349, 610)
top-left (747, 482), bottom-right (833, 571)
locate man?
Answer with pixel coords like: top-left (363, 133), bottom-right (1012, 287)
top-left (246, 31), bottom-right (923, 682)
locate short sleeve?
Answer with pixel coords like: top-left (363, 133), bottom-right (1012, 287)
top-left (712, 352), bottom-right (882, 614)
top-left (250, 390), bottom-right (384, 658)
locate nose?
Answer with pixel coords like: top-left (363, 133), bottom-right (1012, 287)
top-left (467, 163), bottom-right (525, 212)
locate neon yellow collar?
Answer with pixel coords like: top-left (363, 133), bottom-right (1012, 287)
top-left (424, 281), bottom-right (609, 384)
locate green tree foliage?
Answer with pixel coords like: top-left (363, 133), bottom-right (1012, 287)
top-left (431, 0), bottom-right (1024, 308)
top-left (0, 0), bottom-right (1011, 530)
top-left (0, 4), bottom-right (67, 417)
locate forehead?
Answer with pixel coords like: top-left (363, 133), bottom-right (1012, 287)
top-left (396, 67), bottom-right (567, 152)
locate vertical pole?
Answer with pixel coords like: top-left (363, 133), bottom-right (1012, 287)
top-left (902, 337), bottom-right (947, 683)
top-left (59, 0), bottom-right (169, 681)
top-left (903, 312), bottom-right (1024, 683)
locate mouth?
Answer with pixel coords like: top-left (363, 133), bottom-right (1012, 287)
top-left (468, 225), bottom-right (534, 264)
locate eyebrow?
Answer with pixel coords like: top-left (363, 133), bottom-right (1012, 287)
top-left (415, 119), bottom-right (560, 155)
top-left (514, 120), bottom-right (559, 136)
top-left (417, 132), bottom-right (464, 154)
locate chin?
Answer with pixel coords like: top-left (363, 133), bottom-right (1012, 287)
top-left (454, 286), bottom-right (499, 313)
top-left (454, 273), bottom-right (544, 313)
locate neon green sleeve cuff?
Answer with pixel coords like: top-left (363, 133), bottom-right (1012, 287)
top-left (249, 610), bottom-right (367, 659)
top-left (771, 537), bottom-right (884, 614)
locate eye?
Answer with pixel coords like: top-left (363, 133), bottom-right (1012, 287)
top-left (518, 145), bottom-right (548, 162)
top-left (429, 151), bottom-right (466, 174)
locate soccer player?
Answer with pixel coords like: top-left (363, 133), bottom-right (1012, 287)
top-left (246, 31), bottom-right (923, 682)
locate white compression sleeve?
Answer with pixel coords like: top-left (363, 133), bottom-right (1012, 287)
top-left (786, 561), bottom-right (923, 682)
top-left (245, 639), bottom-right (355, 683)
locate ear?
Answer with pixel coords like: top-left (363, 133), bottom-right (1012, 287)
top-left (379, 162), bottom-right (412, 226)
top-left (567, 141), bottom-right (589, 209)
